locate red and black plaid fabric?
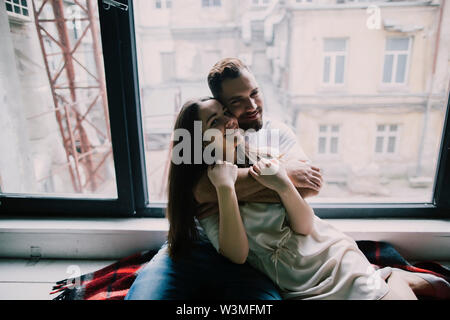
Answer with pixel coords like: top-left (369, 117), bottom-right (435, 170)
top-left (50, 241), bottom-right (449, 300)
top-left (50, 249), bottom-right (158, 300)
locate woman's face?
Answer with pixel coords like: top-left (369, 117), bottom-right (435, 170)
top-left (198, 99), bottom-right (243, 161)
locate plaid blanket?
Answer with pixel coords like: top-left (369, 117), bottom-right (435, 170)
top-left (50, 241), bottom-right (450, 300)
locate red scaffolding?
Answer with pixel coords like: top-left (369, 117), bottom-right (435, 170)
top-left (31, 0), bottom-right (112, 194)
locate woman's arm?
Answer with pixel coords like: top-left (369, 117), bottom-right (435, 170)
top-left (216, 186), bottom-right (249, 264)
top-left (195, 167), bottom-right (269, 203)
top-left (276, 181), bottom-right (315, 236)
top-left (207, 162), bottom-right (249, 264)
top-left (249, 159), bottom-right (315, 236)
top-left (194, 165), bottom-right (321, 204)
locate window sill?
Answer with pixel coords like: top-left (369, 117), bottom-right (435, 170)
top-left (0, 217), bottom-right (449, 261)
top-left (377, 84), bottom-right (410, 93)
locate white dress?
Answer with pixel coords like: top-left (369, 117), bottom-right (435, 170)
top-left (199, 202), bottom-right (390, 300)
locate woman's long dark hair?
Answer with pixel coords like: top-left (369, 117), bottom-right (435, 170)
top-left (166, 97), bottom-right (269, 259)
top-left (167, 97), bottom-right (213, 259)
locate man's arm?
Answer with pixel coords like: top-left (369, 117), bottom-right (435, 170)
top-left (270, 119), bottom-right (323, 194)
top-left (194, 165), bottom-right (320, 205)
top-left (194, 119), bottom-right (323, 205)
top-left (194, 167), bottom-right (277, 204)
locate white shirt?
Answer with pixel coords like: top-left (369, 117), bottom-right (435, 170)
top-left (244, 117), bottom-right (310, 162)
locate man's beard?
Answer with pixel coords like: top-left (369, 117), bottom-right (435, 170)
top-left (239, 118), bottom-right (263, 131)
top-left (238, 108), bottom-right (263, 131)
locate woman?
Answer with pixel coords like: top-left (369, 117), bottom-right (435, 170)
top-left (167, 97), bottom-right (448, 300)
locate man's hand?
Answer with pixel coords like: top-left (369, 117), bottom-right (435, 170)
top-left (283, 159), bottom-right (323, 193)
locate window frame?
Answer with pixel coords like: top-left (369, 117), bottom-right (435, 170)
top-left (381, 37), bottom-right (412, 85)
top-left (155, 0), bottom-right (172, 9)
top-left (5, 0), bottom-right (32, 22)
top-left (317, 124), bottom-right (341, 157)
top-left (0, 0), bottom-right (137, 218)
top-left (201, 0), bottom-right (222, 8)
top-left (321, 38), bottom-right (347, 86)
top-left (374, 123), bottom-right (401, 156)
top-left (1, 0), bottom-right (449, 220)
top-left (252, 0), bottom-right (271, 7)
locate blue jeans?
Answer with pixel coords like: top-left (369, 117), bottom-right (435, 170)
top-left (125, 233), bottom-right (281, 300)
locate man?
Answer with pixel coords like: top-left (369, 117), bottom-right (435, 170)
top-left (125, 58), bottom-right (323, 300)
top-left (195, 58), bottom-right (322, 213)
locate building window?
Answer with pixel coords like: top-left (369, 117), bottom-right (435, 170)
top-left (5, 0), bottom-right (29, 17)
top-left (382, 38), bottom-right (411, 84)
top-left (160, 52), bottom-right (176, 82)
top-left (318, 125), bottom-right (340, 155)
top-left (323, 38), bottom-right (347, 85)
top-left (155, 0), bottom-right (172, 9)
top-left (375, 124), bottom-right (399, 154)
top-left (202, 0), bottom-right (221, 7)
top-left (253, 0), bottom-right (271, 5)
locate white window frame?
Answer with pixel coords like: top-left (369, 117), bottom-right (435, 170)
top-left (5, 0), bottom-right (32, 23)
top-left (322, 38), bottom-right (347, 87)
top-left (252, 0), bottom-right (271, 6)
top-left (201, 0), bottom-right (222, 8)
top-left (317, 124), bottom-right (341, 157)
top-left (374, 123), bottom-right (401, 156)
top-left (155, 0), bottom-right (172, 9)
top-left (381, 37), bottom-right (412, 85)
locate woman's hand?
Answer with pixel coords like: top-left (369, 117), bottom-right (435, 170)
top-left (207, 160), bottom-right (238, 189)
top-left (249, 158), bottom-right (291, 193)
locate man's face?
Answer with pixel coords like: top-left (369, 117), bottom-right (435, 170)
top-left (219, 68), bottom-right (263, 131)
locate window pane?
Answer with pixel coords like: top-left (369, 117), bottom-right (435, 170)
top-left (324, 38), bottom-right (346, 52)
top-left (318, 137), bottom-right (326, 154)
top-left (330, 137), bottom-right (338, 154)
top-left (387, 136), bottom-right (396, 153)
top-left (161, 52), bottom-right (176, 82)
top-left (335, 55), bottom-right (345, 83)
top-left (133, 0), bottom-right (448, 205)
top-left (375, 137), bottom-right (384, 153)
top-left (386, 38), bottom-right (409, 51)
top-left (395, 54), bottom-right (407, 83)
top-left (0, 0), bottom-right (117, 198)
top-left (323, 56), bottom-right (330, 83)
top-left (382, 54), bottom-right (393, 83)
